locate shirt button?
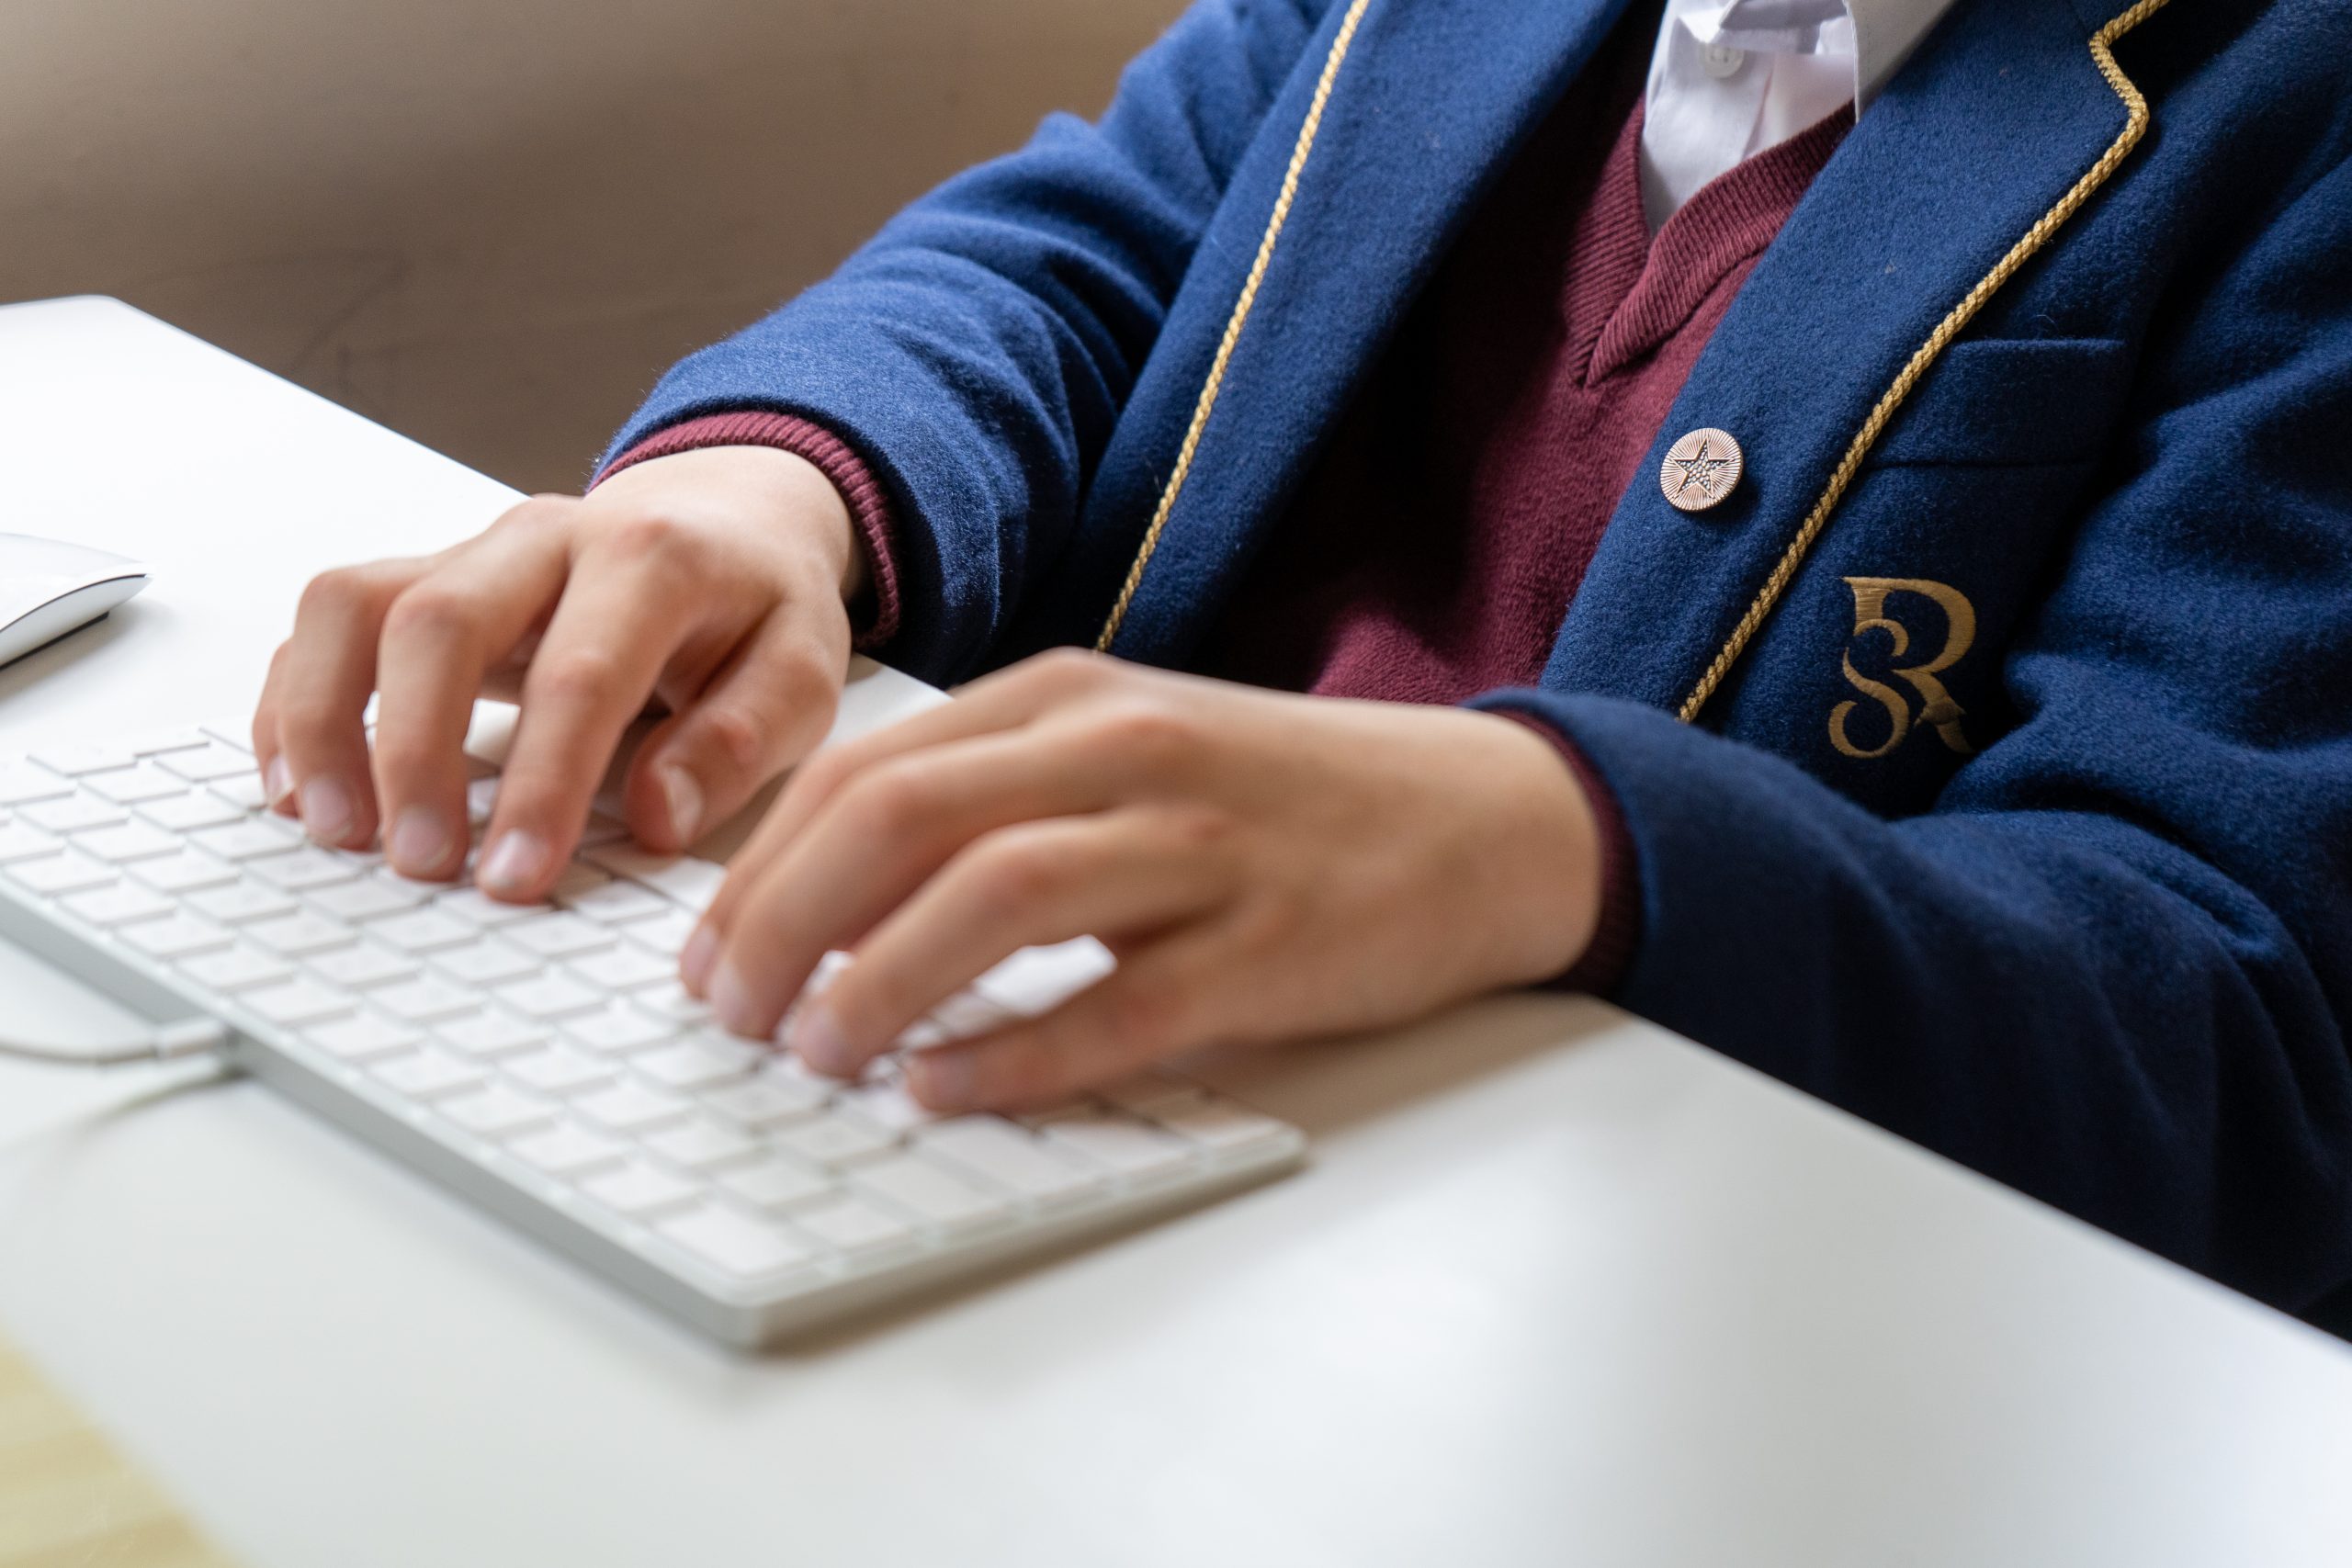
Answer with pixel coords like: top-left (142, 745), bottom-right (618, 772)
top-left (1660, 428), bottom-right (1745, 513)
top-left (1702, 43), bottom-right (1747, 78)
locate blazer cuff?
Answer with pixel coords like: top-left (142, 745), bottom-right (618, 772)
top-left (594, 411), bottom-right (902, 650)
top-left (1488, 708), bottom-right (1643, 998)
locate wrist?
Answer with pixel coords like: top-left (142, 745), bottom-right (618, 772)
top-left (1474, 711), bottom-right (1606, 987)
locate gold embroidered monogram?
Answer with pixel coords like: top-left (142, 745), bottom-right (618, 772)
top-left (1828, 577), bottom-right (1978, 760)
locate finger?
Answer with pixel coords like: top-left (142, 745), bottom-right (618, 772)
top-left (696, 726), bottom-right (1133, 1032)
top-left (252, 641), bottom-right (297, 817)
top-left (718, 647), bottom-right (1131, 895)
top-left (372, 522), bottom-right (571, 879)
top-left (900, 922), bottom-right (1232, 1113)
top-left (264, 561), bottom-right (422, 848)
top-left (476, 535), bottom-right (710, 899)
top-left (618, 608), bottom-right (846, 856)
top-left (786, 810), bottom-right (1228, 1080)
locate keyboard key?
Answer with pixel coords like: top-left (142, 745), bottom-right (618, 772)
top-left (209, 773), bottom-right (269, 811)
top-left (794, 1196), bottom-right (914, 1257)
top-left (135, 791), bottom-right (245, 832)
top-left (504, 912), bottom-right (614, 960)
top-left (582, 1161), bottom-right (701, 1219)
top-left (634, 1037), bottom-right (757, 1091)
top-left (918, 1117), bottom-right (1102, 1207)
top-left (243, 978), bottom-right (358, 1028)
top-left (850, 1154), bottom-right (1010, 1235)
top-left (437, 1011), bottom-right (550, 1059)
top-left (842, 1081), bottom-right (944, 1134)
top-left (121, 726), bottom-right (212, 757)
top-left (74, 820), bottom-right (181, 863)
top-left (128, 848), bottom-right (237, 894)
top-left (503, 1043), bottom-right (612, 1094)
top-left (512, 1119), bottom-right (628, 1177)
top-left (433, 887), bottom-right (536, 927)
top-left (309, 942), bottom-right (420, 989)
top-left (83, 765), bottom-right (188, 806)
top-left (699, 1071), bottom-right (828, 1129)
top-left (190, 818), bottom-right (301, 861)
top-left (438, 1085), bottom-right (556, 1140)
top-left (9, 852), bottom-right (116, 896)
top-left (657, 1203), bottom-right (813, 1277)
top-left (718, 1157), bottom-right (832, 1213)
top-left (631, 980), bottom-right (714, 1023)
top-left (307, 1013), bottom-right (420, 1062)
top-left (1039, 1113), bottom-right (1196, 1179)
top-left (573, 1080), bottom-right (692, 1134)
top-left (187, 880), bottom-right (298, 924)
top-left (31, 742), bottom-right (136, 776)
top-left (120, 914), bottom-right (235, 960)
top-left (247, 910), bottom-right (359, 957)
top-left (179, 944), bottom-right (294, 992)
top-left (0, 762), bottom-right (73, 806)
top-left (1137, 1091), bottom-right (1295, 1155)
top-left (61, 882), bottom-right (174, 927)
top-left (429, 938), bottom-right (537, 987)
top-left (773, 1112), bottom-right (895, 1169)
top-left (247, 847), bottom-right (362, 891)
top-left (498, 972), bottom-right (605, 1020)
top-left (0, 821), bottom-right (62, 863)
top-left (561, 879), bottom-right (670, 924)
top-left (374, 977), bottom-right (481, 1023)
top-left (374, 908), bottom-right (477, 953)
top-left (156, 742), bottom-right (260, 783)
top-left (641, 1116), bottom-right (758, 1171)
top-left (308, 877), bottom-right (428, 922)
top-left (546, 863), bottom-right (613, 905)
top-left (582, 845), bottom-right (728, 910)
top-left (619, 908), bottom-right (697, 955)
top-left (464, 776), bottom-right (499, 826)
top-left (374, 1049), bottom-right (487, 1100)
top-left (563, 944), bottom-right (675, 991)
top-left (23, 795), bottom-right (129, 834)
top-left (563, 1003), bottom-right (675, 1055)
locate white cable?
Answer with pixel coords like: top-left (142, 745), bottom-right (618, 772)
top-left (0, 1016), bottom-right (231, 1066)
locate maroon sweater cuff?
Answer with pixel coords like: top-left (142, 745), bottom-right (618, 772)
top-left (595, 412), bottom-right (902, 649)
top-left (1492, 710), bottom-right (1643, 997)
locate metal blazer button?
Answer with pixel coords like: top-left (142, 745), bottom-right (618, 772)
top-left (1660, 428), bottom-right (1744, 513)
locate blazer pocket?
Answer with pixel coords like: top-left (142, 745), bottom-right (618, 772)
top-left (1870, 336), bottom-right (2132, 468)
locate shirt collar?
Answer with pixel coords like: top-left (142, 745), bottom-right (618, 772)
top-left (1698, 0), bottom-right (1962, 108)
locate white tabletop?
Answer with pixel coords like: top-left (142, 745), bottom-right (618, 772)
top-left (2, 296), bottom-right (2348, 1567)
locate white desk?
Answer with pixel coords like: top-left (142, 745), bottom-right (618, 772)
top-left (2, 296), bottom-right (2349, 1566)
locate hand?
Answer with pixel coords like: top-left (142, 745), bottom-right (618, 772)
top-left (684, 650), bottom-right (1603, 1111)
top-left (251, 446), bottom-right (864, 899)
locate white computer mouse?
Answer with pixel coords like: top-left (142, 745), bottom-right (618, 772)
top-left (0, 532), bottom-right (150, 669)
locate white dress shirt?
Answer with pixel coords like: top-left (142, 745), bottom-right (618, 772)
top-left (1639, 0), bottom-right (1961, 231)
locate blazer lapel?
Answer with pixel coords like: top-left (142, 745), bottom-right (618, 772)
top-left (1089, 0), bottom-right (1639, 665)
top-left (1540, 0), bottom-right (2160, 711)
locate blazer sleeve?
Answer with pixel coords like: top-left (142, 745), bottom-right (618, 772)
top-left (1475, 142), bottom-right (2352, 1311)
top-left (601, 0), bottom-right (1336, 682)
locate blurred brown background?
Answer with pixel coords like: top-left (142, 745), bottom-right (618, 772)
top-left (3, 0), bottom-right (1184, 493)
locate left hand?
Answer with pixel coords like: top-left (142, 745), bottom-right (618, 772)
top-left (683, 649), bottom-right (1604, 1111)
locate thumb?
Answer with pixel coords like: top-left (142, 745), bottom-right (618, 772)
top-left (622, 620), bottom-right (845, 853)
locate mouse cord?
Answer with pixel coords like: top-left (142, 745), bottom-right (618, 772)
top-left (0, 1017), bottom-right (230, 1066)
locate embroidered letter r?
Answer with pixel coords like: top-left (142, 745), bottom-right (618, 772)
top-left (1828, 577), bottom-right (1977, 760)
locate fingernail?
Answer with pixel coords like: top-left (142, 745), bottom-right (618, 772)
top-left (661, 766), bottom-right (703, 845)
top-left (680, 926), bottom-right (719, 993)
top-left (265, 757), bottom-right (294, 807)
top-left (789, 1000), bottom-right (856, 1078)
top-left (298, 775), bottom-right (354, 844)
top-left (907, 1051), bottom-right (976, 1111)
top-left (710, 961), bottom-right (764, 1039)
top-left (478, 830), bottom-right (548, 896)
top-left (387, 806), bottom-right (452, 874)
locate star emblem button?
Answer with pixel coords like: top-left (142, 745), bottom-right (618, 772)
top-left (1659, 428), bottom-right (1745, 513)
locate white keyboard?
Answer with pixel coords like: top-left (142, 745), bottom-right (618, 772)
top-left (0, 724), bottom-right (1304, 1346)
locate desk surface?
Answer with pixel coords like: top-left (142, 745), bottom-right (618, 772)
top-left (1, 296), bottom-right (2348, 1567)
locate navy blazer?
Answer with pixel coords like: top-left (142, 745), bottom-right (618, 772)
top-left (608, 0), bottom-right (2352, 1311)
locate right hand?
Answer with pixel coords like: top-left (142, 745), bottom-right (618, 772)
top-left (251, 444), bottom-right (865, 902)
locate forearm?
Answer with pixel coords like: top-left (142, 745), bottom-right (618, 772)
top-left (1476, 688), bottom-right (2352, 1309)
